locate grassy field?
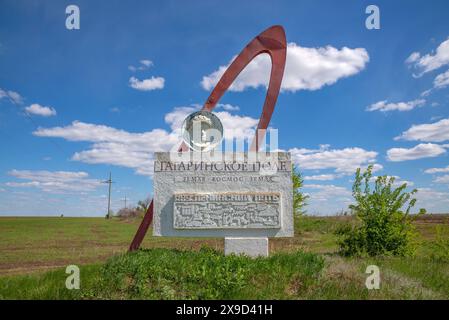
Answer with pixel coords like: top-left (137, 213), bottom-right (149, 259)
top-left (0, 214), bottom-right (448, 299)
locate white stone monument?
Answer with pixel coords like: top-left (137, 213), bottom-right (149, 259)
top-left (153, 151), bottom-right (293, 257)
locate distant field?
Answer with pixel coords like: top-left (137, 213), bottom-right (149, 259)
top-left (0, 214), bottom-right (448, 299)
top-left (0, 217), bottom-right (222, 276)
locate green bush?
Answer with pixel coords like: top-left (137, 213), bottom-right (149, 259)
top-left (336, 165), bottom-right (421, 257)
top-left (430, 225), bottom-right (449, 262)
top-left (292, 165), bottom-right (308, 216)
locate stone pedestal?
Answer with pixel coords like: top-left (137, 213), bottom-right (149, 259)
top-left (224, 237), bottom-right (268, 257)
top-left (152, 152), bottom-right (293, 259)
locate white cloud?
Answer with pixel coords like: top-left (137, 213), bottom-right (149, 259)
top-left (0, 88), bottom-right (23, 104)
top-left (395, 118), bottom-right (449, 142)
top-left (304, 174), bottom-right (337, 181)
top-left (406, 37), bottom-right (449, 76)
top-left (420, 89), bottom-right (432, 97)
top-left (405, 52), bottom-right (421, 64)
top-left (217, 104), bottom-right (240, 111)
top-left (434, 69), bottom-right (449, 89)
top-left (25, 103), bottom-right (56, 117)
top-left (216, 111), bottom-right (258, 141)
top-left (34, 121), bottom-right (178, 176)
top-left (430, 115), bottom-right (442, 121)
top-left (140, 59), bottom-right (153, 67)
top-left (129, 76), bottom-right (164, 91)
top-left (415, 188), bottom-right (449, 212)
top-left (304, 184), bottom-right (352, 199)
top-left (425, 165), bottom-right (449, 174)
top-left (6, 169), bottom-right (101, 193)
top-left (303, 184), bottom-right (353, 215)
top-left (164, 106), bottom-right (200, 131)
top-left (386, 143), bottom-right (446, 161)
top-left (201, 42), bottom-right (369, 92)
top-left (33, 106), bottom-right (258, 176)
top-left (163, 105), bottom-right (258, 141)
top-left (289, 145), bottom-right (381, 175)
top-left (128, 59), bottom-right (153, 72)
top-left (434, 174), bottom-right (449, 184)
top-left (366, 99), bottom-right (425, 112)
top-left (6, 91), bottom-right (23, 104)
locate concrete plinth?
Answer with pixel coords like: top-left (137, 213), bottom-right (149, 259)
top-left (224, 237), bottom-right (269, 257)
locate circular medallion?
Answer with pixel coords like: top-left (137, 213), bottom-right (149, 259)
top-left (181, 110), bottom-right (223, 152)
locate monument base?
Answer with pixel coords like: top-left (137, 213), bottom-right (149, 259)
top-left (224, 237), bottom-right (269, 257)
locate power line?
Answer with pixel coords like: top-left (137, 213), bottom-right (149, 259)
top-left (102, 172), bottom-right (115, 219)
top-left (122, 195), bottom-right (127, 209)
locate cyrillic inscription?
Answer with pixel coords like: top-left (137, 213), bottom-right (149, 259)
top-left (173, 193), bottom-right (281, 229)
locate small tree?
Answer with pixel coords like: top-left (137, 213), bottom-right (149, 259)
top-left (117, 207), bottom-right (141, 219)
top-left (136, 197), bottom-right (151, 214)
top-left (336, 165), bottom-right (422, 257)
top-left (292, 165), bottom-right (308, 216)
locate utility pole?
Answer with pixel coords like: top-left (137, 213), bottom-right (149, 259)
top-left (123, 195), bottom-right (127, 209)
top-left (102, 172), bottom-right (114, 219)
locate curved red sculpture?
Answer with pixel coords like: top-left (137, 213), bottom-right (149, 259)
top-left (129, 25), bottom-right (287, 251)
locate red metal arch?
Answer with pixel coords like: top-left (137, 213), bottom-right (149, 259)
top-left (179, 25), bottom-right (287, 152)
top-left (129, 25), bottom-right (287, 251)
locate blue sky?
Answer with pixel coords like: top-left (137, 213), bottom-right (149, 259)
top-left (1, 0), bottom-right (449, 216)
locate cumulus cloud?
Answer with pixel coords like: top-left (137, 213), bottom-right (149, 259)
top-left (434, 174), bottom-right (449, 184)
top-left (424, 165), bottom-right (449, 174)
top-left (434, 69), bottom-right (449, 89)
top-left (304, 174), bottom-right (337, 181)
top-left (163, 105), bottom-right (258, 142)
top-left (6, 170), bottom-right (101, 193)
top-left (164, 105), bottom-right (200, 131)
top-left (201, 42), bottom-right (369, 92)
top-left (128, 59), bottom-right (153, 72)
top-left (366, 99), bottom-right (425, 112)
top-left (395, 118), bottom-right (449, 142)
top-left (129, 76), bottom-right (165, 91)
top-left (304, 184), bottom-right (352, 200)
top-left (406, 37), bottom-right (449, 76)
top-left (140, 59), bottom-right (153, 67)
top-left (405, 52), bottom-right (421, 64)
top-left (303, 183), bottom-right (352, 214)
top-left (216, 111), bottom-right (258, 141)
top-left (25, 103), bottom-right (56, 117)
top-left (34, 121), bottom-right (178, 176)
top-left (217, 104), bottom-right (240, 111)
top-left (289, 145), bottom-right (381, 175)
top-left (415, 188), bottom-right (449, 212)
top-left (33, 106), bottom-right (259, 176)
top-left (0, 87), bottom-right (23, 104)
top-left (386, 143), bottom-right (446, 161)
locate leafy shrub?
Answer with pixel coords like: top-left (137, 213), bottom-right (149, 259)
top-left (336, 165), bottom-right (421, 257)
top-left (292, 165), bottom-right (308, 216)
top-left (430, 225), bottom-right (449, 262)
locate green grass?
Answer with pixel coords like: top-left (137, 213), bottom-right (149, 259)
top-left (0, 215), bottom-right (448, 299)
top-left (0, 217), bottom-right (222, 275)
top-left (0, 248), bottom-right (325, 300)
